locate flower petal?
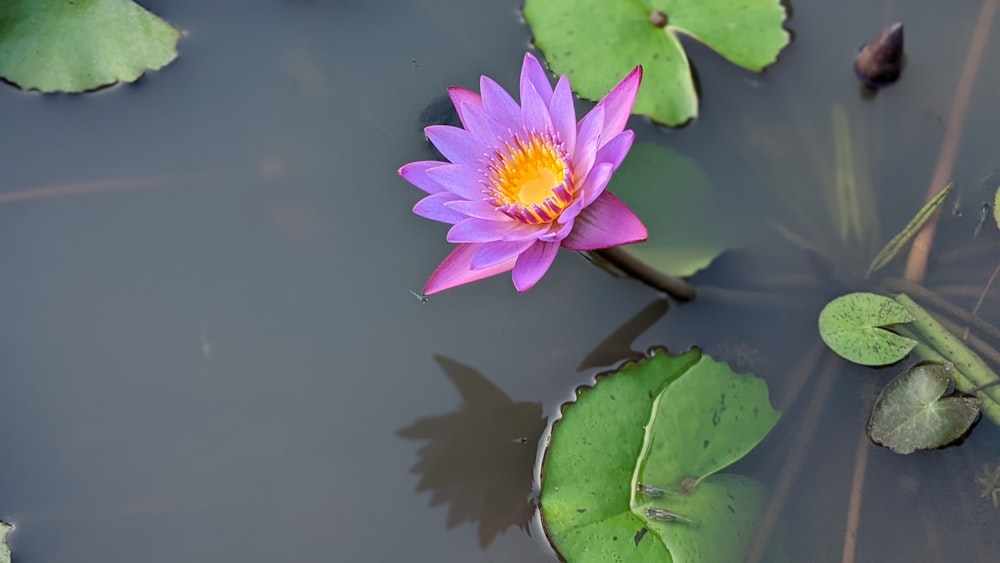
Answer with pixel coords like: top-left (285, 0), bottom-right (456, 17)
top-left (593, 66), bottom-right (642, 147)
top-left (424, 243), bottom-right (516, 295)
top-left (448, 86), bottom-right (482, 130)
top-left (501, 223), bottom-right (546, 242)
top-left (447, 217), bottom-right (519, 243)
top-left (573, 106), bottom-right (604, 177)
top-left (594, 130), bottom-right (634, 171)
top-left (461, 100), bottom-right (511, 148)
top-left (413, 192), bottom-right (466, 224)
top-left (520, 53), bottom-right (554, 106)
top-left (425, 164), bottom-right (486, 200)
top-left (549, 75), bottom-right (576, 154)
top-left (445, 200), bottom-right (508, 220)
top-left (521, 77), bottom-right (553, 134)
top-left (512, 240), bottom-right (560, 291)
top-left (471, 239), bottom-right (536, 270)
top-left (560, 191), bottom-right (648, 251)
top-left (480, 76), bottom-right (522, 126)
top-left (577, 162), bottom-right (614, 208)
top-left (424, 125), bottom-right (483, 166)
top-left (399, 161), bottom-right (449, 194)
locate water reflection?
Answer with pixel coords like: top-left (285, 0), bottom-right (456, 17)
top-left (577, 298), bottom-right (668, 370)
top-left (398, 355), bottom-right (546, 547)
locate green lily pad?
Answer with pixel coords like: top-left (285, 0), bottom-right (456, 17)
top-left (523, 0), bottom-right (790, 125)
top-left (818, 292), bottom-right (917, 366)
top-left (608, 144), bottom-right (727, 277)
top-left (868, 362), bottom-right (981, 454)
top-left (0, 521), bottom-right (10, 563)
top-left (0, 0), bottom-right (181, 93)
top-left (540, 349), bottom-right (780, 562)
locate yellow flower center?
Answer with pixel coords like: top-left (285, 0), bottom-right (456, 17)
top-left (486, 133), bottom-right (574, 224)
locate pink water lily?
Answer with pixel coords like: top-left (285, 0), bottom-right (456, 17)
top-left (399, 53), bottom-right (647, 294)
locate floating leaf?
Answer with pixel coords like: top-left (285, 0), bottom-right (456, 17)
top-left (540, 349), bottom-right (779, 562)
top-left (0, 521), bottom-right (10, 563)
top-left (868, 362), bottom-right (981, 454)
top-left (994, 185), bottom-right (1000, 231)
top-left (608, 144), bottom-right (728, 277)
top-left (0, 0), bottom-right (181, 93)
top-left (866, 183), bottom-right (954, 277)
top-left (818, 292), bottom-right (916, 365)
top-left (523, 0), bottom-right (790, 126)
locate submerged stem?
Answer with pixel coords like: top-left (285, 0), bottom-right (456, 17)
top-left (593, 247), bottom-right (696, 301)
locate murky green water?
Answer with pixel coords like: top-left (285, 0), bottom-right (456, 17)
top-left (0, 0), bottom-right (998, 561)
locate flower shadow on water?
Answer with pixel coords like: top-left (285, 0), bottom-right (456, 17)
top-left (397, 355), bottom-right (546, 547)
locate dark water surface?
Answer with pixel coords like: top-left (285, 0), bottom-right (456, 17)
top-left (1, 0), bottom-right (999, 561)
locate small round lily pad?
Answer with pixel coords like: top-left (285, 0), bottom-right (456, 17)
top-left (818, 292), bottom-right (917, 366)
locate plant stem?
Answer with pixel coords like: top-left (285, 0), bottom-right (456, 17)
top-left (594, 247), bottom-right (696, 301)
top-left (883, 278), bottom-right (1000, 344)
top-left (902, 0), bottom-right (997, 282)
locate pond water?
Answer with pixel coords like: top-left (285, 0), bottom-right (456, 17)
top-left (0, 0), bottom-right (999, 561)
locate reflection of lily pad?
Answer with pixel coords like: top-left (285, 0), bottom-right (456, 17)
top-left (818, 292), bottom-right (916, 366)
top-left (868, 362), bottom-right (981, 454)
top-left (0, 521), bottom-right (10, 563)
top-left (0, 0), bottom-right (181, 93)
top-left (608, 144), bottom-right (727, 277)
top-left (523, 0), bottom-right (790, 125)
top-left (540, 349), bottom-right (779, 562)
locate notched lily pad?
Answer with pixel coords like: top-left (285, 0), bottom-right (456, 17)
top-left (818, 292), bottom-right (916, 366)
top-left (523, 0), bottom-right (790, 125)
top-left (540, 349), bottom-right (779, 562)
top-left (0, 520), bottom-right (11, 563)
top-left (868, 361), bottom-right (981, 454)
top-left (608, 144), bottom-right (728, 277)
top-left (0, 0), bottom-right (181, 93)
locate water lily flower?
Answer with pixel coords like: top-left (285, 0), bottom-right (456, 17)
top-left (400, 53), bottom-right (647, 294)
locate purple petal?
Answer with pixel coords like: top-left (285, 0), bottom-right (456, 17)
top-left (556, 195), bottom-right (587, 225)
top-left (445, 200), bottom-right (507, 220)
top-left (399, 161), bottom-right (449, 194)
top-left (548, 75), bottom-right (577, 154)
top-left (520, 53), bottom-right (554, 106)
top-left (520, 78), bottom-right (553, 134)
top-left (560, 191), bottom-right (648, 251)
top-left (577, 162), bottom-right (614, 208)
top-left (592, 66), bottom-right (642, 147)
top-left (539, 219), bottom-right (574, 243)
top-left (424, 243), bottom-right (515, 295)
top-left (573, 106), bottom-right (604, 177)
top-left (480, 76), bottom-right (522, 126)
top-left (594, 130), bottom-right (634, 171)
top-left (413, 192), bottom-right (466, 224)
top-left (471, 239), bottom-right (536, 270)
top-left (512, 240), bottom-right (560, 291)
top-left (447, 217), bottom-right (519, 243)
top-left (425, 164), bottom-right (486, 200)
top-left (501, 223), bottom-right (546, 242)
top-left (461, 101), bottom-right (511, 148)
top-left (425, 125), bottom-right (484, 166)
top-left (448, 87), bottom-right (482, 130)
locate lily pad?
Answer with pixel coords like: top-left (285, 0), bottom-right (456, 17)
top-left (818, 292), bottom-right (917, 366)
top-left (607, 144), bottom-right (728, 277)
top-left (0, 521), bottom-right (10, 563)
top-left (540, 349), bottom-right (780, 562)
top-left (868, 362), bottom-right (981, 454)
top-left (0, 0), bottom-right (181, 93)
top-left (523, 0), bottom-right (790, 125)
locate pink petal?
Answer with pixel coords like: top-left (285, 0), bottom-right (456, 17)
top-left (521, 78), bottom-right (553, 134)
top-left (445, 200), bottom-right (507, 220)
top-left (424, 243), bottom-right (516, 295)
top-left (548, 75), bottom-right (577, 154)
top-left (461, 101), bottom-right (511, 148)
top-left (413, 192), bottom-right (466, 224)
top-left (480, 76), bottom-right (522, 126)
top-left (577, 162), bottom-right (614, 208)
top-left (512, 240), bottom-right (560, 291)
top-left (560, 191), bottom-right (648, 251)
top-left (471, 239), bottom-right (536, 270)
top-left (425, 164), bottom-right (486, 200)
top-left (573, 106), bottom-right (604, 177)
top-left (594, 130), bottom-right (634, 171)
top-left (520, 53), bottom-right (554, 106)
top-left (425, 125), bottom-right (484, 166)
top-left (448, 87), bottom-right (482, 130)
top-left (399, 161), bottom-right (449, 194)
top-left (447, 217), bottom-right (519, 243)
top-left (592, 66), bottom-right (642, 147)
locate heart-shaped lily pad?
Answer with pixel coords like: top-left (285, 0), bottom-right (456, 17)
top-left (818, 292), bottom-right (917, 366)
top-left (0, 0), bottom-right (181, 93)
top-left (868, 362), bottom-right (981, 454)
top-left (523, 0), bottom-right (790, 125)
top-left (540, 349), bottom-right (779, 562)
top-left (0, 521), bottom-right (11, 563)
